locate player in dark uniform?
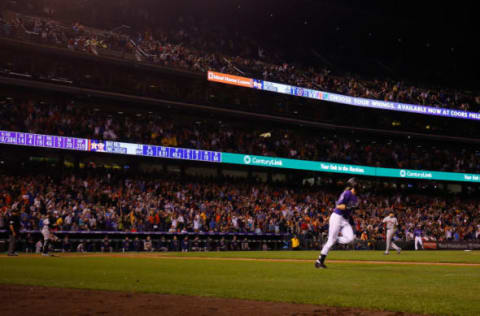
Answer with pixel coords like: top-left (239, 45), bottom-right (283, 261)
top-left (315, 177), bottom-right (359, 269)
top-left (8, 209), bottom-right (21, 256)
top-left (414, 226), bottom-right (424, 250)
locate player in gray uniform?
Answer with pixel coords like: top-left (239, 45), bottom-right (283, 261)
top-left (382, 213), bottom-right (401, 255)
top-left (41, 215), bottom-right (58, 256)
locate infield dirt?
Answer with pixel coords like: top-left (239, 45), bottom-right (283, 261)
top-left (0, 284), bottom-right (424, 316)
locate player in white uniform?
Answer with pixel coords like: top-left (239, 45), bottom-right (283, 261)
top-left (41, 216), bottom-right (58, 256)
top-left (382, 213), bottom-right (401, 255)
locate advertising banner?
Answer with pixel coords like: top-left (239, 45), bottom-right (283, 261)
top-left (437, 242), bottom-right (480, 250)
top-left (207, 71), bottom-right (253, 88)
top-left (423, 241), bottom-right (438, 250)
top-left (3, 130), bottom-right (480, 183)
top-left (376, 168), bottom-right (480, 183)
top-left (223, 153), bottom-right (381, 176)
top-left (207, 71), bottom-right (480, 121)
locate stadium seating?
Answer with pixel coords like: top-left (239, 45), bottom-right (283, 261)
top-left (0, 11), bottom-right (477, 112)
top-left (0, 168), bottom-right (478, 243)
top-left (1, 95), bottom-right (479, 173)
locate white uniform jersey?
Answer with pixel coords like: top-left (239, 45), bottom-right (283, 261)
top-left (41, 218), bottom-right (52, 240)
top-left (41, 218), bottom-right (50, 234)
top-left (383, 216), bottom-right (398, 230)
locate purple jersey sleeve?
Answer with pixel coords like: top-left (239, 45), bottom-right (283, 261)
top-left (333, 190), bottom-right (358, 218)
top-left (336, 190), bottom-right (351, 206)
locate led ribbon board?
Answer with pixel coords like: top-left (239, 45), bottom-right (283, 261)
top-left (1, 130), bottom-right (480, 183)
top-left (207, 71), bottom-right (480, 121)
top-left (0, 130), bottom-right (221, 163)
top-left (221, 153), bottom-right (480, 183)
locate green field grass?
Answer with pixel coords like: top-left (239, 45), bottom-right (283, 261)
top-left (1, 251), bottom-right (479, 316)
top-left (156, 249), bottom-right (480, 263)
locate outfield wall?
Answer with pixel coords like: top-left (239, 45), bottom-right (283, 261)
top-left (1, 230), bottom-right (477, 252)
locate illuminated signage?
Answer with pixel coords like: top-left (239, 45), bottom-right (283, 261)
top-left (2, 130), bottom-right (479, 183)
top-left (207, 71), bottom-right (480, 121)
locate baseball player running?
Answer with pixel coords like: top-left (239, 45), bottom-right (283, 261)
top-left (382, 213), bottom-right (401, 255)
top-left (315, 177), bottom-right (359, 269)
top-left (41, 215), bottom-right (58, 256)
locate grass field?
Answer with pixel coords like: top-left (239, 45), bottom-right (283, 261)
top-left (1, 250), bottom-right (480, 315)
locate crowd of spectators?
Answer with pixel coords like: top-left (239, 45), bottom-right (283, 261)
top-left (0, 11), bottom-right (478, 112)
top-left (2, 96), bottom-right (480, 173)
top-left (0, 169), bottom-right (479, 246)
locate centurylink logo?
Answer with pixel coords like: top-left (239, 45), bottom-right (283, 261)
top-left (400, 170), bottom-right (406, 177)
top-left (244, 155), bottom-right (252, 164)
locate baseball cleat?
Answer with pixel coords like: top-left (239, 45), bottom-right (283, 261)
top-left (397, 249), bottom-right (401, 254)
top-left (314, 260), bottom-right (327, 269)
top-left (384, 252), bottom-right (389, 255)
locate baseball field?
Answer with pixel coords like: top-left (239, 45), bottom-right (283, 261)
top-left (1, 250), bottom-right (479, 316)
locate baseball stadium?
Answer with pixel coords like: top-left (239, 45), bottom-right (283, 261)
top-left (0, 1), bottom-right (479, 315)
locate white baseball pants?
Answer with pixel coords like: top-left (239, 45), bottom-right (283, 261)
top-left (415, 236), bottom-right (423, 250)
top-left (385, 229), bottom-right (401, 253)
top-left (321, 212), bottom-right (354, 256)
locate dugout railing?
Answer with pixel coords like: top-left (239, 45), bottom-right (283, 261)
top-left (1, 230), bottom-right (464, 253)
top-left (0, 230), bottom-right (291, 253)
